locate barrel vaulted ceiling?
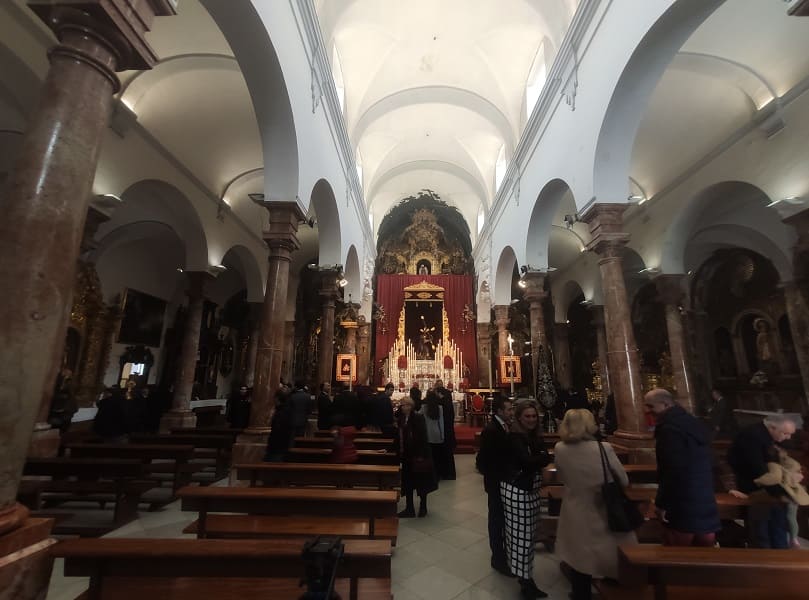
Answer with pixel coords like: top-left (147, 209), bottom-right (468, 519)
top-left (315, 0), bottom-right (579, 239)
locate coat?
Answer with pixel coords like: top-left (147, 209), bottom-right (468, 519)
top-left (397, 412), bottom-right (437, 495)
top-left (727, 422), bottom-right (781, 495)
top-left (289, 388), bottom-right (314, 428)
top-left (654, 404), bottom-right (721, 534)
top-left (554, 440), bottom-right (637, 579)
top-left (503, 431), bottom-right (551, 491)
top-left (476, 416), bottom-right (510, 493)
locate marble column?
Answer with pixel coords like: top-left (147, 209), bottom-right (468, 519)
top-left (0, 1), bottom-right (175, 594)
top-left (493, 305), bottom-right (510, 358)
top-left (249, 202), bottom-right (304, 430)
top-left (318, 271), bottom-right (341, 388)
top-left (232, 202), bottom-right (304, 472)
top-left (242, 303), bottom-right (262, 387)
top-left (522, 272), bottom-right (547, 388)
top-left (582, 204), bottom-right (646, 436)
top-left (477, 322), bottom-right (492, 388)
top-left (160, 271), bottom-right (212, 432)
top-left (357, 318), bottom-right (371, 385)
top-left (655, 274), bottom-right (695, 413)
top-left (553, 322), bottom-right (573, 390)
top-left (784, 282), bottom-right (809, 412)
top-left (591, 305), bottom-right (611, 396)
top-left (283, 321), bottom-right (296, 384)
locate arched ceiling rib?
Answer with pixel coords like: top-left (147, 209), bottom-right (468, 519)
top-left (368, 160), bottom-right (488, 210)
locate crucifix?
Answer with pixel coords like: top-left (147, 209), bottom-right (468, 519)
top-left (506, 332), bottom-right (515, 397)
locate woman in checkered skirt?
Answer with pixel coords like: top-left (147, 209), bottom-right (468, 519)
top-left (501, 399), bottom-right (552, 599)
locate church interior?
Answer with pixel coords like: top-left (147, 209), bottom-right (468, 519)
top-left (1, 0), bottom-right (809, 598)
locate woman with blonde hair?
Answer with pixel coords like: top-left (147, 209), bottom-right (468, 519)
top-left (501, 399), bottom-right (551, 599)
top-left (555, 409), bottom-right (637, 600)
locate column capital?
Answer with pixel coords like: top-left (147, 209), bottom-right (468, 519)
top-left (493, 304), bottom-right (510, 326)
top-left (319, 267), bottom-right (343, 302)
top-left (582, 203), bottom-right (631, 257)
top-left (183, 270), bottom-right (216, 298)
top-left (522, 272), bottom-right (547, 303)
top-left (255, 201), bottom-right (306, 252)
top-left (654, 274), bottom-right (686, 306)
top-left (29, 0), bottom-right (176, 71)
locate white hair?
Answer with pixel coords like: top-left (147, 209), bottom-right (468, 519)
top-left (763, 413), bottom-right (803, 430)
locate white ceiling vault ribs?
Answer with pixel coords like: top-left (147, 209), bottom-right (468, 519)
top-left (316, 0), bottom-right (578, 235)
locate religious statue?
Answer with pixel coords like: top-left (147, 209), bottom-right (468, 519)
top-left (417, 315), bottom-right (436, 359)
top-left (418, 262), bottom-right (429, 275)
top-left (754, 318), bottom-right (774, 365)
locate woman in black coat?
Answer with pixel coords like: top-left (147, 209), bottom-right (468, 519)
top-left (396, 396), bottom-right (437, 517)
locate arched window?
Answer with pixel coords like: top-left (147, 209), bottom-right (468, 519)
top-left (525, 41), bottom-right (548, 119)
top-left (494, 144), bottom-right (507, 192)
top-left (332, 45), bottom-right (345, 113)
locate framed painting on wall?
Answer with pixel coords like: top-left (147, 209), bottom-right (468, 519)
top-left (500, 355), bottom-right (521, 384)
top-left (336, 354), bottom-right (357, 382)
top-left (117, 288), bottom-right (167, 348)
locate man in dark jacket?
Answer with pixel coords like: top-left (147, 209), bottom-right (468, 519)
top-left (316, 382), bottom-right (332, 431)
top-left (289, 382), bottom-right (314, 436)
top-left (367, 383), bottom-right (395, 436)
top-left (434, 379), bottom-right (457, 479)
top-left (644, 388), bottom-right (720, 546)
top-left (727, 414), bottom-right (797, 548)
top-left (476, 395), bottom-right (515, 576)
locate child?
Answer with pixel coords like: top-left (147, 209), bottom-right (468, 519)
top-left (753, 447), bottom-right (809, 549)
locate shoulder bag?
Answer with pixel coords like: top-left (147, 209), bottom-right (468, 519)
top-left (598, 441), bottom-right (644, 532)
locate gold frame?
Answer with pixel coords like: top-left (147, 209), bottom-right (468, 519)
top-left (500, 355), bottom-right (522, 384)
top-left (398, 280), bottom-right (450, 349)
top-left (336, 353), bottom-right (357, 382)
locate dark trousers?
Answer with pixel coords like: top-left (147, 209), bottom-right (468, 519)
top-left (570, 567), bottom-right (592, 600)
top-left (748, 502), bottom-right (789, 549)
top-left (662, 528), bottom-right (716, 547)
top-left (487, 488), bottom-right (507, 566)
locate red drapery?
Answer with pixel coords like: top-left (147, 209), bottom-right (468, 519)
top-left (374, 274), bottom-right (478, 387)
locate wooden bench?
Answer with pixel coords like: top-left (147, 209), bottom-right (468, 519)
top-left (21, 457), bottom-right (153, 536)
top-left (542, 463), bottom-right (658, 486)
top-left (314, 429), bottom-right (384, 438)
top-left (287, 447), bottom-right (398, 465)
top-left (593, 543), bottom-right (809, 600)
top-left (129, 434), bottom-right (233, 481)
top-left (53, 537), bottom-right (392, 600)
top-left (293, 436), bottom-right (394, 451)
top-left (235, 462), bottom-right (400, 490)
top-left (178, 486), bottom-right (398, 540)
top-left (66, 443), bottom-right (195, 501)
top-left (171, 427), bottom-right (242, 441)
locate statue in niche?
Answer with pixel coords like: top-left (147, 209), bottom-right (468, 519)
top-left (417, 260), bottom-right (431, 275)
top-left (754, 318), bottom-right (775, 368)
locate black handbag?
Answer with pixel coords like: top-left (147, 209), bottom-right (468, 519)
top-left (598, 441), bottom-right (644, 532)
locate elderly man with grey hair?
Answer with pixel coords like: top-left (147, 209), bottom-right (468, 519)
top-left (726, 412), bottom-right (800, 548)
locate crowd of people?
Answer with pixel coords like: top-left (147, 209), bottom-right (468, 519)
top-left (476, 389), bottom-right (808, 600)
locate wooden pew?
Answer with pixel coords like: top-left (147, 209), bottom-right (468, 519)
top-left (235, 462), bottom-right (400, 490)
top-left (542, 463), bottom-right (658, 486)
top-left (53, 537), bottom-right (392, 600)
top-left (66, 443), bottom-right (195, 502)
top-left (314, 429), bottom-right (384, 438)
top-left (21, 457), bottom-right (153, 536)
top-left (593, 543), bottom-right (809, 600)
top-left (178, 486), bottom-right (398, 541)
top-left (287, 447), bottom-right (398, 465)
top-left (129, 433), bottom-right (232, 481)
top-left (293, 436), bottom-right (394, 451)
top-left (171, 427), bottom-right (242, 441)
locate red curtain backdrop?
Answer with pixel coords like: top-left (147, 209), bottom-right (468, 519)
top-left (374, 274), bottom-right (478, 387)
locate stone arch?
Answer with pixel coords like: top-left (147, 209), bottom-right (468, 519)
top-left (310, 179), bottom-right (342, 266)
top-left (97, 179), bottom-right (209, 272)
top-left (554, 279), bottom-right (584, 323)
top-left (593, 0), bottom-right (724, 203)
top-left (493, 245), bottom-right (518, 306)
top-left (219, 244), bottom-right (265, 303)
top-left (344, 244), bottom-right (361, 304)
top-left (200, 0), bottom-right (299, 201)
top-left (526, 178), bottom-right (575, 269)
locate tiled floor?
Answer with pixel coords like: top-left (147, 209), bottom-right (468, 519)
top-left (46, 455), bottom-right (572, 600)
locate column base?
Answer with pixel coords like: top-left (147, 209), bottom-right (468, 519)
top-left (159, 410), bottom-right (197, 433)
top-left (28, 424), bottom-right (61, 458)
top-left (230, 428), bottom-right (271, 484)
top-left (608, 430), bottom-right (656, 464)
top-left (0, 515), bottom-right (56, 600)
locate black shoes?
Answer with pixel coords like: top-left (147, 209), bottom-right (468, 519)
top-left (519, 578), bottom-right (548, 599)
top-left (398, 507), bottom-right (415, 518)
top-left (417, 504), bottom-right (428, 518)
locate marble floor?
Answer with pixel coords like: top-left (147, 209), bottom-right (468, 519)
top-left (46, 454), bottom-right (572, 600)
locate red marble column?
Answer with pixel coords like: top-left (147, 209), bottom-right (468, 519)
top-left (523, 272), bottom-right (547, 387)
top-left (0, 3), bottom-right (174, 594)
top-left (357, 318), bottom-right (371, 385)
top-left (318, 271), bottom-right (341, 388)
top-left (655, 274), bottom-right (695, 413)
top-left (493, 305), bottom-right (510, 358)
top-left (242, 303), bottom-right (262, 387)
top-left (582, 204), bottom-right (646, 436)
top-left (591, 305), bottom-right (611, 396)
top-left (249, 202), bottom-right (304, 430)
top-left (477, 322), bottom-right (492, 388)
top-left (283, 321), bottom-right (295, 384)
top-left (553, 322), bottom-right (573, 390)
top-left (784, 283), bottom-right (809, 413)
top-left (160, 271), bottom-right (212, 432)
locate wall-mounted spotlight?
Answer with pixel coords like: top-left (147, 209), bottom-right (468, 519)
top-left (638, 267), bottom-right (660, 275)
top-left (579, 299), bottom-right (594, 307)
top-left (209, 264), bottom-right (228, 274)
top-left (767, 196), bottom-right (804, 208)
top-left (338, 278), bottom-right (348, 288)
top-left (563, 213), bottom-right (581, 229)
top-left (307, 217), bottom-right (317, 228)
top-left (248, 193), bottom-right (264, 203)
top-left (517, 279), bottom-right (527, 288)
top-left (628, 194), bottom-right (647, 204)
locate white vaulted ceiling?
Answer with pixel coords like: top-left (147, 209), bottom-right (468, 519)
top-left (315, 0), bottom-right (578, 236)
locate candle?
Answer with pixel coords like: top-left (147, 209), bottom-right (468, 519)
top-left (488, 359), bottom-right (493, 393)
